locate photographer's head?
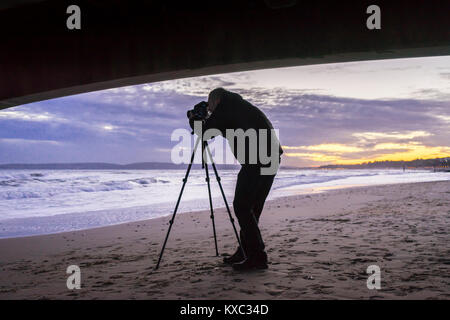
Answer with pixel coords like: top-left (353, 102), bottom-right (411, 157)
top-left (208, 87), bottom-right (227, 113)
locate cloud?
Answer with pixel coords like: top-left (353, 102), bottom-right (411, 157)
top-left (0, 138), bottom-right (63, 145)
top-left (3, 57), bottom-right (450, 166)
top-left (369, 143), bottom-right (450, 162)
top-left (283, 134), bottom-right (450, 165)
top-left (352, 131), bottom-right (433, 141)
top-left (101, 125), bottom-right (115, 131)
top-left (0, 110), bottom-right (66, 122)
top-left (440, 72), bottom-right (450, 80)
top-left (411, 88), bottom-right (450, 101)
top-left (8, 86), bottom-right (450, 166)
top-left (433, 114), bottom-right (450, 123)
top-left (283, 144), bottom-right (365, 154)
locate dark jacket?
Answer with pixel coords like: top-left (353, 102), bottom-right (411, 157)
top-left (190, 91), bottom-right (283, 167)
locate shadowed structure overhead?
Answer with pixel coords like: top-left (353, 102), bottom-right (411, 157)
top-left (0, 0), bottom-right (449, 109)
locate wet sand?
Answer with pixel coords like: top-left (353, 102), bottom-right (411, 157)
top-left (0, 180), bottom-right (449, 299)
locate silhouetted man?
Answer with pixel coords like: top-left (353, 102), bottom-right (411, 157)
top-left (189, 88), bottom-right (283, 271)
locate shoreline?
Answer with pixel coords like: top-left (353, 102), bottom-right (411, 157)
top-left (0, 180), bottom-right (449, 299)
top-left (1, 179), bottom-right (448, 241)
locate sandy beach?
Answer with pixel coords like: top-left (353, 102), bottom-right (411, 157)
top-left (0, 180), bottom-right (449, 300)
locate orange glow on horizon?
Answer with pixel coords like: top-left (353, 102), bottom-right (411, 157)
top-left (283, 137), bottom-right (450, 165)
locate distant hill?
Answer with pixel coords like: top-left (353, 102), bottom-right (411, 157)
top-left (2, 159), bottom-right (448, 171)
top-left (0, 162), bottom-right (305, 170)
top-left (0, 162), bottom-right (239, 170)
top-left (319, 157), bottom-right (450, 169)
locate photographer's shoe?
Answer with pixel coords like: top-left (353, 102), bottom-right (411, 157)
top-left (223, 247), bottom-right (245, 265)
top-left (232, 252), bottom-right (268, 271)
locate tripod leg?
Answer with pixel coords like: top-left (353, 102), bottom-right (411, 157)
top-left (155, 136), bottom-right (201, 270)
top-left (204, 142), bottom-right (246, 259)
top-left (203, 142), bottom-right (219, 256)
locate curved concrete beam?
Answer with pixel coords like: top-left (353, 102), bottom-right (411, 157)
top-left (1, 0), bottom-right (449, 109)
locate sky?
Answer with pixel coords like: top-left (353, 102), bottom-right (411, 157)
top-left (0, 55), bottom-right (449, 167)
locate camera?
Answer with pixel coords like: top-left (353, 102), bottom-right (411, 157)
top-left (187, 101), bottom-right (208, 121)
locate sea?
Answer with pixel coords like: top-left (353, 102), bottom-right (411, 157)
top-left (0, 168), bottom-right (448, 238)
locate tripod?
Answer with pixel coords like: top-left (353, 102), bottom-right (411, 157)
top-left (155, 136), bottom-right (245, 270)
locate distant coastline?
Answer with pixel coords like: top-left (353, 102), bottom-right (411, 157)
top-left (0, 162), bottom-right (304, 170)
top-left (0, 162), bottom-right (240, 170)
top-left (319, 157), bottom-right (450, 170)
top-left (1, 157), bottom-right (449, 170)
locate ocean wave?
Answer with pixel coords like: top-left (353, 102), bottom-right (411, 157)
top-left (1, 191), bottom-right (43, 200)
top-left (0, 174), bottom-right (172, 200)
top-left (0, 169), bottom-right (447, 238)
top-left (273, 172), bottom-right (379, 190)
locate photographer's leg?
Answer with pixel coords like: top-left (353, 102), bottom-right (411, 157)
top-left (233, 200), bottom-right (264, 257)
top-left (253, 158), bottom-right (279, 221)
top-left (232, 166), bottom-right (268, 270)
top-left (224, 167), bottom-right (254, 265)
top-left (252, 173), bottom-right (276, 222)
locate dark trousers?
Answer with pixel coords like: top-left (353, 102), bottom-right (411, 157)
top-left (233, 165), bottom-right (276, 257)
